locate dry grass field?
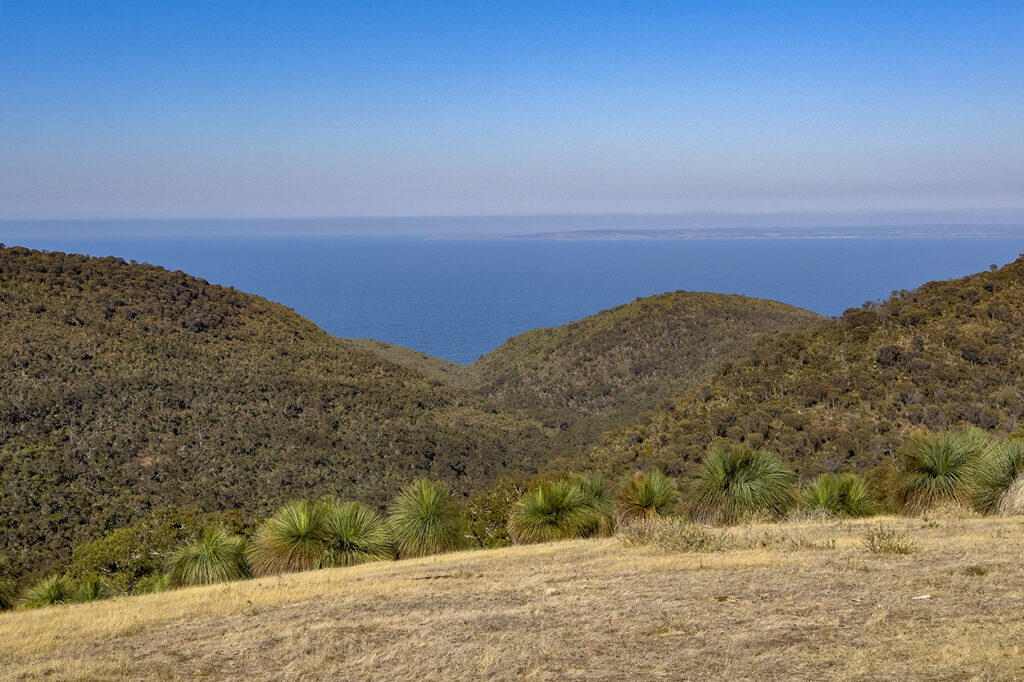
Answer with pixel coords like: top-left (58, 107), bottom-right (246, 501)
top-left (2, 515), bottom-right (1023, 681)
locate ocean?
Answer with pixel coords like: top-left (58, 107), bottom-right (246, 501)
top-left (4, 235), bottom-right (1024, 364)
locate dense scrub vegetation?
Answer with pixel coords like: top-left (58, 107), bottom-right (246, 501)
top-left (459, 291), bottom-right (821, 439)
top-left (0, 245), bottom-right (563, 578)
top-left (590, 256), bottom-right (1024, 478)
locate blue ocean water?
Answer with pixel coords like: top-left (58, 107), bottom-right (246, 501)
top-left (4, 235), bottom-right (1024, 364)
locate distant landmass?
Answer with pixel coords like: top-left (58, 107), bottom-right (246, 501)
top-left (504, 224), bottom-right (1024, 241)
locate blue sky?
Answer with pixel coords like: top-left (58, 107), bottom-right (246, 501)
top-left (1, 1), bottom-right (1023, 222)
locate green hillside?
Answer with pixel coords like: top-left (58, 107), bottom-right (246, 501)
top-left (588, 257), bottom-right (1024, 479)
top-left (460, 291), bottom-right (822, 440)
top-left (0, 246), bottom-right (558, 576)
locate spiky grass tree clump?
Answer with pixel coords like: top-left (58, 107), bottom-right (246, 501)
top-left (508, 479), bottom-right (592, 544)
top-left (899, 428), bottom-right (993, 514)
top-left (19, 575), bottom-right (76, 609)
top-left (387, 480), bottom-right (465, 558)
top-left (801, 473), bottom-right (878, 518)
top-left (320, 499), bottom-right (394, 566)
top-left (690, 444), bottom-right (797, 524)
top-left (249, 499), bottom-right (331, 575)
top-left (572, 473), bottom-right (616, 537)
top-left (616, 469), bottom-right (678, 523)
top-left (75, 574), bottom-right (112, 602)
top-left (971, 438), bottom-right (1024, 515)
top-left (169, 526), bottom-right (252, 587)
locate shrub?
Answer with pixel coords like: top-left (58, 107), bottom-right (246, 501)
top-left (387, 480), bottom-right (465, 558)
top-left (66, 507), bottom-right (250, 594)
top-left (971, 439), bottom-right (1024, 514)
top-left (899, 428), bottom-right (992, 514)
top-left (862, 524), bottom-right (915, 555)
top-left (690, 444), bottom-right (797, 524)
top-left (134, 573), bottom-right (172, 594)
top-left (0, 555), bottom-right (15, 610)
top-left (249, 499), bottom-right (330, 575)
top-left (169, 526), bottom-right (252, 587)
top-left (0, 576), bottom-right (15, 611)
top-left (801, 473), bottom-right (878, 517)
top-left (19, 575), bottom-right (76, 609)
top-left (75, 574), bottom-right (112, 602)
top-left (508, 479), bottom-right (592, 544)
top-left (616, 469), bottom-right (678, 522)
top-left (465, 476), bottom-right (528, 548)
top-left (572, 473), bottom-right (615, 536)
top-left (616, 517), bottom-right (730, 553)
top-left (320, 499), bottom-right (394, 566)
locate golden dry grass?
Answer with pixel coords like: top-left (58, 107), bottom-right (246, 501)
top-left (2, 515), bottom-right (1023, 681)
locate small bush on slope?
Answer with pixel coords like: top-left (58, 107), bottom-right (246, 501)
top-left (465, 476), bottom-right (529, 549)
top-left (169, 526), bottom-right (252, 587)
top-left (19, 575), bottom-right (76, 609)
top-left (690, 445), bottom-right (797, 524)
top-left (66, 507), bottom-right (250, 595)
top-left (616, 517), bottom-right (730, 552)
top-left (0, 577), bottom-right (15, 611)
top-left (862, 524), bottom-right (915, 555)
top-left (801, 473), bottom-right (878, 518)
top-left (387, 480), bottom-right (466, 558)
top-left (616, 470), bottom-right (678, 523)
top-left (899, 428), bottom-right (992, 514)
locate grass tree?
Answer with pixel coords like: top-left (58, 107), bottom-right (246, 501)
top-left (19, 574), bottom-right (76, 609)
top-left (899, 427), bottom-right (992, 514)
top-left (971, 438), bottom-right (1024, 515)
top-left (616, 469), bottom-right (678, 522)
top-left (320, 499), bottom-right (395, 566)
top-left (801, 473), bottom-right (878, 517)
top-left (75, 574), bottom-right (113, 602)
top-left (690, 444), bottom-right (797, 524)
top-left (249, 499), bottom-right (330, 575)
top-left (508, 479), bottom-right (592, 543)
top-left (169, 526), bottom-right (252, 587)
top-left (387, 480), bottom-right (465, 558)
top-left (572, 473), bottom-right (616, 536)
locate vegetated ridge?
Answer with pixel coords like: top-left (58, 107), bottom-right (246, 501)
top-left (458, 291), bottom-right (822, 440)
top-left (343, 337), bottom-right (464, 384)
top-left (0, 245), bottom-right (558, 576)
top-left (589, 256), bottom-right (1024, 479)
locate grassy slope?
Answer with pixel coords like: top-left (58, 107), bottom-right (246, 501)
top-left (2, 516), bottom-right (1022, 680)
top-left (343, 338), bottom-right (466, 384)
top-left (458, 291), bottom-right (822, 442)
top-left (0, 246), bottom-right (559, 576)
top-left (589, 256), bottom-right (1024, 479)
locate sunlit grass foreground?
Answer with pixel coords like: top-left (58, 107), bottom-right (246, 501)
top-left (2, 514), bottom-right (1022, 680)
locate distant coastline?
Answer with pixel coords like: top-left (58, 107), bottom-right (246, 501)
top-left (496, 224), bottom-right (1024, 241)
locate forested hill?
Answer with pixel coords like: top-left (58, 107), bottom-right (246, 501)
top-left (0, 246), bottom-right (556, 575)
top-left (459, 292), bottom-right (823, 438)
top-left (588, 256), bottom-right (1024, 479)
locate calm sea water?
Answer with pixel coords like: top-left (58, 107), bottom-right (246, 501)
top-left (5, 235), bottom-right (1024, 364)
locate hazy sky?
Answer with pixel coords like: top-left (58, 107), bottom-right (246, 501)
top-left (1, 1), bottom-right (1023, 221)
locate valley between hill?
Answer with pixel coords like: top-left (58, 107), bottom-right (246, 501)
top-left (2, 515), bottom-right (1021, 680)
